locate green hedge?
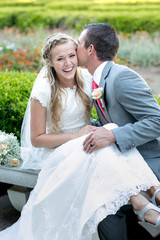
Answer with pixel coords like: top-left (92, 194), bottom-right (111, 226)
top-left (10, 11), bottom-right (160, 33)
top-left (0, 0), bottom-right (160, 32)
top-left (0, 70), bottom-right (36, 139)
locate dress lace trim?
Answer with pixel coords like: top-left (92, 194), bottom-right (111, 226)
top-left (31, 95), bottom-right (47, 108)
top-left (81, 183), bottom-right (160, 240)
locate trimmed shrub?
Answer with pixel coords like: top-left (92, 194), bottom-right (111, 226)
top-left (0, 70), bottom-right (37, 139)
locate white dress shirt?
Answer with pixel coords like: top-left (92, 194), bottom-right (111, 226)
top-left (93, 61), bottom-right (108, 86)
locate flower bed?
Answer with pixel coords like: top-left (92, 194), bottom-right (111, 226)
top-left (0, 48), bottom-right (42, 72)
top-left (1, 28), bottom-right (160, 72)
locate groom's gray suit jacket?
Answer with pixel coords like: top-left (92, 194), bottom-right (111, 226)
top-left (94, 61), bottom-right (160, 179)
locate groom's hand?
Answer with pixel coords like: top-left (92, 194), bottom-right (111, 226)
top-left (83, 127), bottom-right (116, 153)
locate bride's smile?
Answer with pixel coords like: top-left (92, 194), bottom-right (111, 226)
top-left (49, 41), bottom-right (77, 88)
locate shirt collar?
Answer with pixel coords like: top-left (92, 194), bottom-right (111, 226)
top-left (93, 61), bottom-right (108, 86)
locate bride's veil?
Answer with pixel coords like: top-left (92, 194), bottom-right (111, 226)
top-left (20, 67), bottom-right (46, 170)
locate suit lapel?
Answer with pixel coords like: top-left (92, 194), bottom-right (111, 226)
top-left (98, 61), bottom-right (115, 123)
top-left (99, 61), bottom-right (114, 89)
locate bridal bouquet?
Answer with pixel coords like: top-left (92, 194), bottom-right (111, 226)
top-left (0, 130), bottom-right (20, 167)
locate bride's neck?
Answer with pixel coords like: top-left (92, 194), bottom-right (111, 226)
top-left (59, 78), bottom-right (76, 89)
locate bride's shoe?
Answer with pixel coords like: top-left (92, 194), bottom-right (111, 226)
top-left (134, 203), bottom-right (160, 237)
top-left (151, 189), bottom-right (160, 207)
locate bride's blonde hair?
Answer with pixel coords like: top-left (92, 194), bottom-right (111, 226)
top-left (42, 33), bottom-right (91, 132)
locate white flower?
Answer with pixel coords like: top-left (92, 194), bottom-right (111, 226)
top-left (0, 135), bottom-right (7, 142)
top-left (0, 143), bottom-right (7, 151)
top-left (11, 158), bottom-right (20, 167)
top-left (92, 87), bottom-right (103, 100)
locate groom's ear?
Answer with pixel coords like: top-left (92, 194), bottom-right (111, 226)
top-left (88, 44), bottom-right (95, 56)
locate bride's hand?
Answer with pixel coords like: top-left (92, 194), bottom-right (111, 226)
top-left (76, 125), bottom-right (97, 137)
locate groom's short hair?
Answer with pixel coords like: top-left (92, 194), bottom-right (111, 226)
top-left (83, 23), bottom-right (119, 61)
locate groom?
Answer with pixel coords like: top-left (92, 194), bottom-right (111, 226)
top-left (77, 23), bottom-right (160, 240)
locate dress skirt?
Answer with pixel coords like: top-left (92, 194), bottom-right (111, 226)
top-left (0, 124), bottom-right (159, 240)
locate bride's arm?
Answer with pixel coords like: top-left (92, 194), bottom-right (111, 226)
top-left (31, 99), bottom-right (96, 148)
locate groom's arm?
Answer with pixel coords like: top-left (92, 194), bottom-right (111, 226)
top-left (112, 69), bottom-right (160, 153)
top-left (83, 68), bottom-right (160, 154)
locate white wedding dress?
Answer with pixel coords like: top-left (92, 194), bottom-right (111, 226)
top-left (0, 67), bottom-right (159, 240)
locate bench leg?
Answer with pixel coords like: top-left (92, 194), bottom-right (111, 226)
top-left (7, 186), bottom-right (32, 211)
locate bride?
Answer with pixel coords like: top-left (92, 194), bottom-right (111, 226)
top-left (1, 32), bottom-right (160, 240)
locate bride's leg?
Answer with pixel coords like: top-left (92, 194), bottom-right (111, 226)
top-left (130, 194), bottom-right (160, 225)
top-left (147, 186), bottom-right (160, 206)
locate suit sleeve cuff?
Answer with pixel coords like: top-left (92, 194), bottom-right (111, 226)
top-left (112, 128), bottom-right (136, 153)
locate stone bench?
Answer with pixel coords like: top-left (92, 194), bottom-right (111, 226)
top-left (0, 162), bottom-right (39, 211)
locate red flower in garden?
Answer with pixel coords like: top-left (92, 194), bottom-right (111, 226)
top-left (0, 48), bottom-right (42, 72)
